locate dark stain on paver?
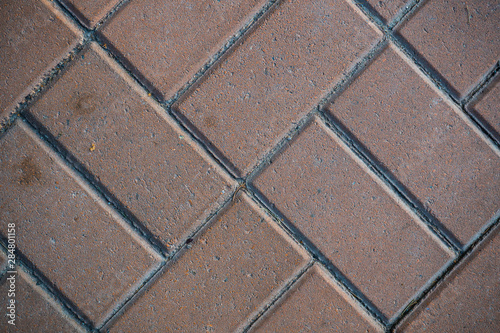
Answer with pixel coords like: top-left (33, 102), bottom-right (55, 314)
top-left (16, 156), bottom-right (42, 185)
top-left (74, 93), bottom-right (97, 116)
top-left (204, 115), bottom-right (218, 128)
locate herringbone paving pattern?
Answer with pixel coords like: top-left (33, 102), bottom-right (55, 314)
top-left (0, 0), bottom-right (498, 332)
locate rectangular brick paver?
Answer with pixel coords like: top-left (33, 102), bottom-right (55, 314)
top-left (109, 194), bottom-right (308, 332)
top-left (28, 44), bottom-right (231, 249)
top-left (398, 0), bottom-right (500, 97)
top-left (0, 124), bottom-right (161, 326)
top-left (366, 0), bottom-right (409, 22)
top-left (252, 119), bottom-right (451, 318)
top-left (397, 226), bottom-right (500, 332)
top-left (101, 0), bottom-right (266, 100)
top-left (0, 0), bottom-right (79, 119)
top-left (0, 270), bottom-right (82, 332)
top-left (326, 45), bottom-right (500, 245)
top-left (176, 0), bottom-right (380, 175)
top-left (250, 264), bottom-right (378, 332)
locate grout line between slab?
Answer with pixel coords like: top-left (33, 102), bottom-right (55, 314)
top-left (387, 215), bottom-right (500, 331)
top-left (0, 240), bottom-right (95, 332)
top-left (238, 260), bottom-right (315, 333)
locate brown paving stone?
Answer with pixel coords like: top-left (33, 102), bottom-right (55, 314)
top-left (60, 0), bottom-right (120, 28)
top-left (326, 46), bottom-right (500, 245)
top-left (176, 0), bottom-right (380, 175)
top-left (468, 74), bottom-right (500, 139)
top-left (366, 0), bottom-right (409, 22)
top-left (398, 0), bottom-right (500, 97)
top-left (0, 124), bottom-right (161, 325)
top-left (110, 195), bottom-right (308, 332)
top-left (0, 270), bottom-right (82, 332)
top-left (101, 0), bottom-right (266, 100)
top-left (252, 120), bottom-right (451, 317)
top-left (0, 0), bottom-right (79, 120)
top-left (250, 265), bottom-right (378, 332)
top-left (28, 45), bottom-right (230, 249)
top-left (397, 226), bottom-right (500, 332)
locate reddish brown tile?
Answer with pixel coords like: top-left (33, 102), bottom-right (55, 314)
top-left (109, 194), bottom-right (308, 332)
top-left (398, 0), bottom-right (500, 97)
top-left (0, 270), bottom-right (82, 332)
top-left (252, 120), bottom-right (451, 317)
top-left (250, 265), bottom-right (378, 332)
top-left (0, 0), bottom-right (79, 120)
top-left (366, 0), bottom-right (409, 22)
top-left (176, 0), bottom-right (380, 175)
top-left (326, 46), bottom-right (500, 244)
top-left (397, 226), bottom-right (500, 332)
top-left (28, 45), bottom-right (230, 249)
top-left (0, 124), bottom-right (161, 325)
top-left (60, 0), bottom-right (120, 28)
top-left (469, 74), bottom-right (500, 139)
top-left (101, 0), bottom-right (266, 100)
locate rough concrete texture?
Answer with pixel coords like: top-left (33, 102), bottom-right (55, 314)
top-left (177, 0), bottom-right (380, 175)
top-left (326, 46), bottom-right (500, 245)
top-left (250, 264), bottom-right (377, 332)
top-left (399, 0), bottom-right (500, 97)
top-left (101, 0), bottom-right (266, 100)
top-left (0, 124), bottom-right (160, 326)
top-left (28, 45), bottom-right (231, 249)
top-left (0, 0), bottom-right (499, 331)
top-left (110, 195), bottom-right (308, 332)
top-left (253, 119), bottom-right (451, 317)
top-left (0, 0), bottom-right (78, 120)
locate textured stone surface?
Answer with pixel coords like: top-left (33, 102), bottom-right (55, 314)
top-left (469, 74), bottom-right (500, 140)
top-left (176, 0), bottom-right (380, 175)
top-left (0, 251), bottom-right (6, 273)
top-left (0, 271), bottom-right (81, 332)
top-left (253, 120), bottom-right (451, 317)
top-left (110, 195), bottom-right (308, 332)
top-left (0, 124), bottom-right (160, 325)
top-left (101, 0), bottom-right (266, 100)
top-left (367, 0), bottom-right (409, 22)
top-left (399, 0), bottom-right (500, 97)
top-left (0, 0), bottom-right (78, 119)
top-left (28, 46), bottom-right (230, 249)
top-left (326, 46), bottom-right (500, 245)
top-left (250, 265), bottom-right (377, 332)
top-left (398, 226), bottom-right (500, 332)
top-left (60, 0), bottom-right (120, 27)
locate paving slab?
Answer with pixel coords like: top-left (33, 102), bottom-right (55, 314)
top-left (176, 0), bottom-right (380, 175)
top-left (109, 194), bottom-right (308, 332)
top-left (250, 264), bottom-right (378, 332)
top-left (398, 0), bottom-right (500, 97)
top-left (0, 124), bottom-right (161, 326)
top-left (366, 0), bottom-right (410, 22)
top-left (397, 226), bottom-right (500, 332)
top-left (27, 45), bottom-right (231, 250)
top-left (252, 119), bottom-right (451, 318)
top-left (325, 45), bottom-right (500, 245)
top-left (0, 0), bottom-right (79, 120)
top-left (101, 0), bottom-right (267, 100)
